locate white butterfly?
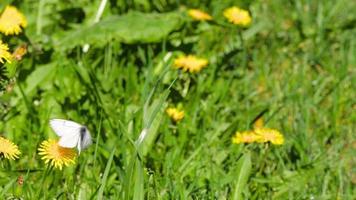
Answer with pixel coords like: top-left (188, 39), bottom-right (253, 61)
top-left (50, 119), bottom-right (92, 153)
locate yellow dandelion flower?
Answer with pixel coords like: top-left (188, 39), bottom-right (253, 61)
top-left (223, 6), bottom-right (251, 26)
top-left (0, 6), bottom-right (27, 35)
top-left (173, 55), bottom-right (208, 73)
top-left (166, 107), bottom-right (184, 122)
top-left (0, 136), bottom-right (21, 160)
top-left (12, 44), bottom-right (27, 61)
top-left (38, 139), bottom-right (77, 170)
top-left (0, 40), bottom-right (12, 64)
top-left (254, 128), bottom-right (284, 145)
top-left (253, 117), bottom-right (264, 129)
top-left (188, 9), bottom-right (212, 21)
top-left (232, 131), bottom-right (261, 144)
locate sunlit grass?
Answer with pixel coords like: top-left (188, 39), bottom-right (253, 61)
top-left (0, 0), bottom-right (355, 199)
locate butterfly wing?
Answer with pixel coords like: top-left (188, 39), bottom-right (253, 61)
top-left (59, 133), bottom-right (81, 148)
top-left (80, 129), bottom-right (92, 150)
top-left (50, 119), bottom-right (82, 136)
top-left (50, 119), bottom-right (83, 148)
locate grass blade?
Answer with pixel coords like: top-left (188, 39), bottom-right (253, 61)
top-left (97, 147), bottom-right (116, 200)
top-left (232, 152), bottom-right (252, 200)
top-left (133, 157), bottom-right (144, 200)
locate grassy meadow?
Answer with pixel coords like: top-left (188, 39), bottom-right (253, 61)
top-left (0, 0), bottom-right (355, 199)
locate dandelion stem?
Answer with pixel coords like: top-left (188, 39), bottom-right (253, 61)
top-left (94, 0), bottom-right (108, 23)
top-left (93, 112), bottom-right (103, 167)
top-left (83, 0), bottom-right (108, 52)
top-left (178, 130), bottom-right (221, 175)
top-left (258, 143), bottom-right (270, 174)
top-left (238, 30), bottom-right (248, 68)
top-left (37, 166), bottom-right (52, 198)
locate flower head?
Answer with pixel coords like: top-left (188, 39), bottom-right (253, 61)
top-left (223, 6), bottom-right (251, 26)
top-left (232, 131), bottom-right (261, 144)
top-left (0, 6), bottom-right (27, 35)
top-left (174, 55), bottom-right (208, 73)
top-left (12, 44), bottom-right (27, 61)
top-left (38, 139), bottom-right (77, 170)
top-left (253, 117), bottom-right (264, 129)
top-left (0, 40), bottom-right (12, 64)
top-left (254, 128), bottom-right (284, 145)
top-left (0, 136), bottom-right (21, 160)
top-left (166, 107), bottom-right (184, 122)
top-left (232, 117), bottom-right (285, 146)
top-left (188, 9), bottom-right (212, 21)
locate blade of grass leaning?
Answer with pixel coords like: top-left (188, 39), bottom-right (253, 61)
top-left (123, 154), bottom-right (136, 200)
top-left (93, 114), bottom-right (103, 167)
top-left (231, 152), bottom-right (252, 200)
top-left (97, 147), bottom-right (116, 200)
top-left (141, 105), bottom-right (165, 156)
top-left (139, 89), bottom-right (170, 155)
top-left (123, 152), bottom-right (144, 200)
top-left (133, 157), bottom-right (144, 200)
top-left (138, 73), bottom-right (174, 154)
top-left (178, 123), bottom-right (230, 176)
top-left (0, 179), bottom-right (16, 197)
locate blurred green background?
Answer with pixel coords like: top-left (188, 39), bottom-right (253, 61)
top-left (0, 0), bottom-right (355, 199)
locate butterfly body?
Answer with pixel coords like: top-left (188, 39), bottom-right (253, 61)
top-left (50, 119), bottom-right (92, 153)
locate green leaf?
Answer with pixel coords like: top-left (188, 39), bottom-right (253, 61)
top-left (24, 63), bottom-right (56, 95)
top-left (55, 11), bottom-right (182, 51)
top-left (0, 179), bottom-right (16, 197)
top-left (97, 147), bottom-right (116, 200)
top-left (133, 158), bottom-right (144, 200)
top-left (10, 63), bottom-right (56, 106)
top-left (123, 154), bottom-right (144, 200)
top-left (141, 99), bottom-right (166, 156)
top-left (232, 152), bottom-right (252, 200)
top-left (5, 62), bottom-right (17, 78)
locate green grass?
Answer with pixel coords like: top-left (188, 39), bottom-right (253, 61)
top-left (0, 0), bottom-right (355, 199)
